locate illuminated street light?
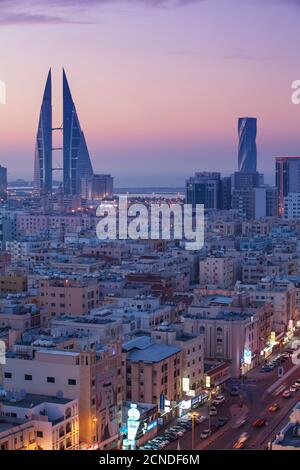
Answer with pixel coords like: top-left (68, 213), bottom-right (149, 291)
top-left (187, 411), bottom-right (199, 450)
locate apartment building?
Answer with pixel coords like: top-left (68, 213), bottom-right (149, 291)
top-left (122, 336), bottom-right (183, 408)
top-left (151, 323), bottom-right (204, 396)
top-left (38, 276), bottom-right (100, 318)
top-left (0, 394), bottom-right (79, 450)
top-left (2, 345), bottom-right (122, 449)
top-left (199, 255), bottom-right (237, 289)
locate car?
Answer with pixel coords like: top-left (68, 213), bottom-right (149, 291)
top-left (195, 415), bottom-right (206, 424)
top-left (233, 432), bottom-right (249, 449)
top-left (210, 423), bottom-right (219, 433)
top-left (252, 417), bottom-right (267, 428)
top-left (147, 443), bottom-right (161, 450)
top-left (216, 417), bottom-right (228, 427)
top-left (260, 366), bottom-right (273, 373)
top-left (292, 424), bottom-right (300, 437)
top-left (282, 389), bottom-right (292, 398)
top-left (281, 353), bottom-right (290, 360)
top-left (172, 426), bottom-right (187, 434)
top-left (210, 406), bottom-right (217, 416)
top-left (200, 429), bottom-right (212, 439)
top-left (213, 395), bottom-right (225, 405)
top-left (268, 403), bottom-right (280, 412)
top-left (177, 421), bottom-right (192, 430)
top-left (239, 432), bottom-right (249, 443)
top-left (164, 433), bottom-right (177, 442)
top-left (290, 385), bottom-right (297, 393)
top-left (295, 379), bottom-right (300, 389)
top-left (233, 440), bottom-right (246, 449)
top-left (230, 386), bottom-right (240, 397)
top-left (233, 416), bottom-right (247, 429)
top-left (168, 428), bottom-right (185, 437)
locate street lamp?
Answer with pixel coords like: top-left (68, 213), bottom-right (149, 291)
top-left (187, 411), bottom-right (199, 450)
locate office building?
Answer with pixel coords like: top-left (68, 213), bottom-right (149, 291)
top-left (276, 156), bottom-right (300, 216)
top-left (33, 69), bottom-right (95, 197)
top-left (186, 172), bottom-right (221, 209)
top-left (0, 165), bottom-right (7, 198)
top-left (81, 174), bottom-right (114, 200)
top-left (63, 69), bottom-right (94, 196)
top-left (238, 117), bottom-right (257, 173)
top-left (33, 70), bottom-right (52, 196)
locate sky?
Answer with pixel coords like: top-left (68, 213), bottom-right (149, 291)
top-left (1, 0), bottom-right (300, 186)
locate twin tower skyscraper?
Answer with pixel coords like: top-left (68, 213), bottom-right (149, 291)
top-left (33, 69), bottom-right (94, 196)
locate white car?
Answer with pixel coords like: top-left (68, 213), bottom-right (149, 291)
top-left (195, 415), bottom-right (206, 424)
top-left (200, 429), bottom-right (212, 439)
top-left (213, 395), bottom-right (225, 405)
top-left (290, 384), bottom-right (297, 393)
top-left (210, 406), bottom-right (217, 416)
top-left (239, 432), bottom-right (249, 443)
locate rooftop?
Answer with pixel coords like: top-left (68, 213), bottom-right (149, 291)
top-left (126, 341), bottom-right (181, 363)
top-left (1, 393), bottom-right (74, 409)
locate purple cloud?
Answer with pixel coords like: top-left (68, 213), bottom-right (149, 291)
top-left (0, 0), bottom-right (204, 26)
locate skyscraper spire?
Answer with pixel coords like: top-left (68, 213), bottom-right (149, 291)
top-left (63, 68), bottom-right (94, 196)
top-left (33, 68), bottom-right (52, 195)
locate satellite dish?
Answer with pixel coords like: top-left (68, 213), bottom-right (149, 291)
top-left (56, 390), bottom-right (64, 399)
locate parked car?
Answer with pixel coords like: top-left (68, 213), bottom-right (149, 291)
top-left (268, 403), bottom-right (280, 412)
top-left (230, 386), bottom-right (240, 397)
top-left (252, 417), bottom-right (266, 428)
top-left (260, 366), bottom-right (273, 373)
top-left (210, 406), bottom-right (217, 416)
top-left (195, 415), bottom-right (206, 424)
top-left (290, 384), bottom-right (297, 393)
top-left (211, 423), bottom-right (219, 433)
top-left (295, 379), bottom-right (300, 389)
top-left (200, 429), bottom-right (212, 439)
top-left (213, 395), bottom-right (225, 405)
top-left (281, 353), bottom-right (290, 360)
top-left (164, 433), bottom-right (177, 442)
top-left (282, 389), bottom-right (292, 398)
top-left (216, 417), bottom-right (228, 427)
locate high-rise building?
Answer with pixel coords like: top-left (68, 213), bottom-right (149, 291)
top-left (81, 174), bottom-right (114, 200)
top-left (33, 70), bottom-right (95, 197)
top-left (275, 156), bottom-right (300, 216)
top-left (238, 117), bottom-right (257, 173)
top-left (231, 186), bottom-right (278, 220)
top-left (186, 172), bottom-right (221, 209)
top-left (33, 69), bottom-right (52, 195)
top-left (63, 69), bottom-right (94, 196)
top-left (220, 176), bottom-right (232, 210)
top-left (0, 164), bottom-right (7, 199)
top-left (232, 171), bottom-right (260, 191)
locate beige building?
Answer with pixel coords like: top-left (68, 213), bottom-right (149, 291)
top-left (0, 394), bottom-right (79, 450)
top-left (199, 255), bottom-right (236, 289)
top-left (2, 345), bottom-right (122, 449)
top-left (39, 276), bottom-right (100, 318)
top-left (150, 323), bottom-right (204, 396)
top-left (0, 273), bottom-right (27, 294)
top-left (122, 336), bottom-right (183, 409)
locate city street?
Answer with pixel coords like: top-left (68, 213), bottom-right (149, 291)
top-left (164, 346), bottom-right (300, 451)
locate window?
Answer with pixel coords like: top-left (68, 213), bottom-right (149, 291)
top-left (24, 374), bottom-right (32, 381)
top-left (68, 379), bottom-right (76, 386)
top-left (4, 372), bottom-right (12, 379)
top-left (47, 376), bottom-right (55, 383)
top-left (36, 431), bottom-right (43, 438)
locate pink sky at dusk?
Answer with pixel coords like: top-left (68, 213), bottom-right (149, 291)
top-left (1, 0), bottom-right (300, 186)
